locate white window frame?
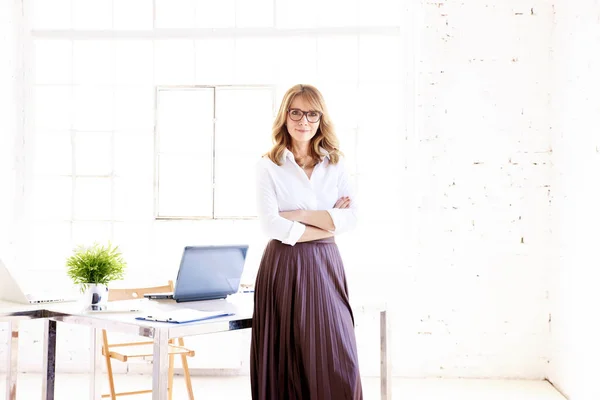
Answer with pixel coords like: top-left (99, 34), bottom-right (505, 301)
top-left (153, 84), bottom-right (276, 220)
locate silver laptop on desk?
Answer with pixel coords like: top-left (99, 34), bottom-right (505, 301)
top-left (145, 245), bottom-right (249, 303)
top-left (0, 257), bottom-right (76, 304)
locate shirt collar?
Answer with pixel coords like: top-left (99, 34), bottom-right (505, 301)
top-left (283, 147), bottom-right (330, 163)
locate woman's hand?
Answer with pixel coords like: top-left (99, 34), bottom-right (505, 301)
top-left (333, 196), bottom-right (351, 209)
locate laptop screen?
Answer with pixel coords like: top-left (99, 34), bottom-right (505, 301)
top-left (174, 245), bottom-right (248, 301)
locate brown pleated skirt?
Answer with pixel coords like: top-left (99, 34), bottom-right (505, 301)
top-left (250, 237), bottom-right (363, 400)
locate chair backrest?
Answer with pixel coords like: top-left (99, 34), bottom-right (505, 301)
top-left (108, 281), bottom-right (174, 302)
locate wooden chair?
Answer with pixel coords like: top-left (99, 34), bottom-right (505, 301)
top-left (101, 281), bottom-right (195, 399)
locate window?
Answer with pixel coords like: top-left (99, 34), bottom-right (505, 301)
top-left (155, 86), bottom-right (274, 219)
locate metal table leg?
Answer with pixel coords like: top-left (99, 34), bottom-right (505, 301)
top-left (42, 319), bottom-right (57, 400)
top-left (380, 310), bottom-right (391, 400)
top-left (89, 328), bottom-right (103, 400)
top-left (5, 321), bottom-right (18, 400)
top-left (152, 328), bottom-right (169, 400)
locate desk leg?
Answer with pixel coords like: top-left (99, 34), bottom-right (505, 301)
top-left (152, 328), bottom-right (169, 400)
top-left (42, 319), bottom-right (57, 400)
top-left (5, 321), bottom-right (18, 400)
top-left (380, 310), bottom-right (391, 400)
top-left (89, 328), bottom-right (102, 400)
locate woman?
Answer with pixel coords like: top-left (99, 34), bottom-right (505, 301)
top-left (250, 84), bottom-right (363, 399)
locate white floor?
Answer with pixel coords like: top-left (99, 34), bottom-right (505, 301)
top-left (0, 373), bottom-right (566, 399)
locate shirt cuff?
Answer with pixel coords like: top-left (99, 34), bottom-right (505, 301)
top-left (326, 209), bottom-right (341, 232)
top-left (282, 221), bottom-right (306, 246)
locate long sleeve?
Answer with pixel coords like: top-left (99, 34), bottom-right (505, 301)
top-left (326, 160), bottom-right (358, 234)
top-left (256, 160), bottom-right (306, 245)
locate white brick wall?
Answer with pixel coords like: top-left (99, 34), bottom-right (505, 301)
top-left (391, 0), bottom-right (553, 378)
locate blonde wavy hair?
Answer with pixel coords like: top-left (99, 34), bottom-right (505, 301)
top-left (267, 84), bottom-right (342, 166)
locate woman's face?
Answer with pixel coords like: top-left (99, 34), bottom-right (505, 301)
top-left (286, 96), bottom-right (320, 145)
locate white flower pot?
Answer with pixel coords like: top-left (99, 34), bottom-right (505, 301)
top-left (83, 283), bottom-right (109, 310)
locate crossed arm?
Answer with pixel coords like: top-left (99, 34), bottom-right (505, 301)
top-left (279, 196), bottom-right (352, 243)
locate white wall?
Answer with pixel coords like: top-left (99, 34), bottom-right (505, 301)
top-left (391, 0), bottom-right (554, 378)
top-left (0, 0), bottom-right (576, 382)
top-left (547, 0), bottom-right (600, 398)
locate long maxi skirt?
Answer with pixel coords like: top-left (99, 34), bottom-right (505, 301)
top-left (250, 237), bottom-right (363, 400)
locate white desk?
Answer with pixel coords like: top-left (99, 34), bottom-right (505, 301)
top-left (0, 301), bottom-right (54, 400)
top-left (3, 296), bottom-right (391, 400)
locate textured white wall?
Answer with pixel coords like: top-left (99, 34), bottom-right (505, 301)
top-left (548, 0), bottom-right (600, 398)
top-left (387, 0), bottom-right (553, 378)
top-left (0, 0), bottom-right (580, 381)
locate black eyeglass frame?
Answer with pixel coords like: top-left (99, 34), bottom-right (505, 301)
top-left (287, 108), bottom-right (323, 123)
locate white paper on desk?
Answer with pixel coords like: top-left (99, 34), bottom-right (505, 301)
top-left (136, 308), bottom-right (233, 324)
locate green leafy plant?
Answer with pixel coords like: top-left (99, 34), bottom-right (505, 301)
top-left (66, 242), bottom-right (126, 292)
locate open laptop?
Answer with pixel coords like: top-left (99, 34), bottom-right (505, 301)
top-left (145, 245), bottom-right (249, 303)
top-left (0, 257), bottom-right (76, 304)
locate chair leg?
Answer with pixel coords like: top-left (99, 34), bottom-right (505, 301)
top-left (101, 330), bottom-right (117, 400)
top-left (178, 337), bottom-right (195, 400)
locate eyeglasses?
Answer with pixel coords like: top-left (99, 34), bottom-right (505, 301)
top-left (288, 108), bottom-right (322, 123)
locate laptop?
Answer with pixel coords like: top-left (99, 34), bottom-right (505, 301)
top-left (0, 257), bottom-right (77, 304)
top-left (145, 245), bottom-right (249, 303)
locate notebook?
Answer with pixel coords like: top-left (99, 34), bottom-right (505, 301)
top-left (0, 256), bottom-right (77, 304)
top-left (144, 245), bottom-right (249, 302)
top-left (135, 308), bottom-right (233, 324)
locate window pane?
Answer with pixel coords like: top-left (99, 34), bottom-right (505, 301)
top-left (72, 221), bottom-right (112, 246)
top-left (32, 132), bottom-right (72, 176)
top-left (157, 88), bottom-right (214, 153)
top-left (234, 38), bottom-right (277, 84)
top-left (318, 0), bottom-right (358, 27)
top-left (154, 40), bottom-right (195, 85)
top-left (359, 35), bottom-right (403, 82)
top-left (358, 83), bottom-right (403, 129)
top-left (276, 0), bottom-right (318, 29)
top-left (73, 87), bottom-right (113, 131)
top-left (195, 0), bottom-right (235, 28)
top-left (157, 154), bottom-right (213, 217)
top-left (155, 0), bottom-right (195, 28)
top-left (75, 132), bottom-right (112, 176)
top-left (114, 131), bottom-right (154, 178)
top-left (74, 177), bottom-right (112, 220)
top-left (73, 40), bottom-right (113, 85)
top-left (214, 87), bottom-right (274, 218)
top-left (34, 86), bottom-right (72, 130)
top-left (114, 87), bottom-right (155, 130)
top-left (318, 84), bottom-right (359, 131)
top-left (156, 88), bottom-right (214, 218)
top-left (275, 37), bottom-right (317, 83)
top-left (113, 222), bottom-right (155, 271)
top-left (113, 0), bottom-right (153, 30)
top-left (195, 39), bottom-right (235, 84)
top-left (72, 0), bottom-right (112, 30)
top-left (317, 36), bottom-right (358, 83)
top-left (114, 177), bottom-right (154, 221)
top-left (27, 222), bottom-right (71, 275)
top-left (236, 0), bottom-right (273, 28)
top-left (115, 40), bottom-right (154, 85)
top-left (358, 0), bottom-right (403, 27)
top-left (30, 0), bottom-right (71, 30)
top-left (34, 39), bottom-right (72, 85)
top-left (29, 176), bottom-right (72, 221)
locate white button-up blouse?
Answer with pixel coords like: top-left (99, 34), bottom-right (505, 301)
top-left (255, 148), bottom-right (358, 246)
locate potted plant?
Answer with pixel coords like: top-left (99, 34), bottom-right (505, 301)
top-left (66, 242), bottom-right (127, 310)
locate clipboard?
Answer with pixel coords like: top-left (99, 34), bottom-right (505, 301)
top-left (135, 308), bottom-right (233, 324)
